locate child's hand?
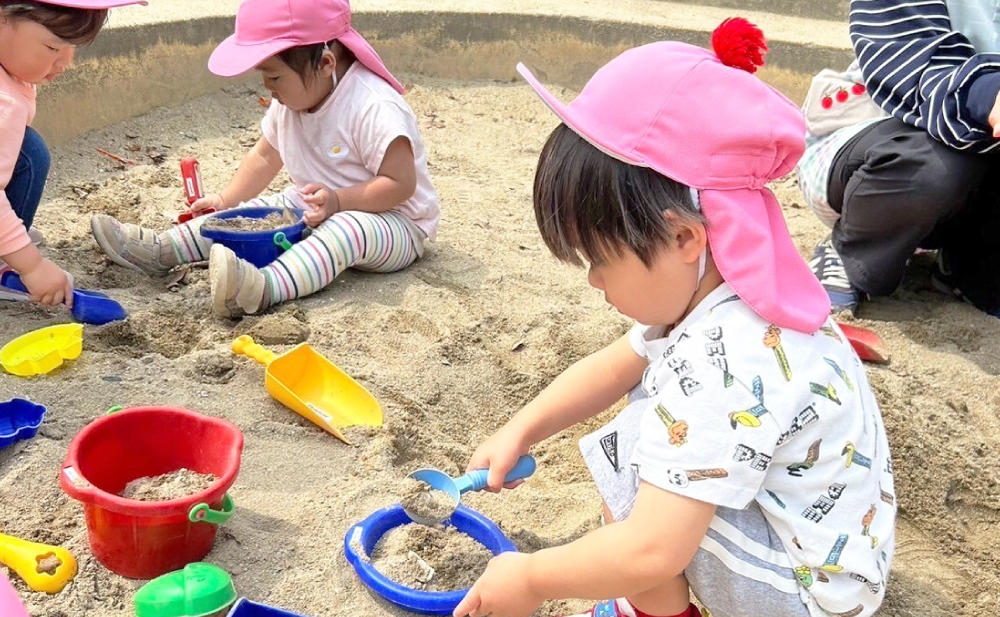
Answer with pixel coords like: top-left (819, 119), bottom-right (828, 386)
top-left (20, 258), bottom-right (74, 308)
top-left (454, 553), bottom-right (543, 617)
top-left (191, 193), bottom-right (226, 213)
top-left (299, 182), bottom-right (341, 227)
top-left (467, 428), bottom-right (530, 492)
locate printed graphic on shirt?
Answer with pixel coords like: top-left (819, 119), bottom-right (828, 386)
top-left (795, 566), bottom-right (814, 588)
top-left (600, 432), bottom-right (619, 471)
top-left (787, 439), bottom-right (822, 477)
top-left (732, 444), bottom-right (771, 472)
top-left (831, 605), bottom-right (864, 617)
top-left (729, 375), bottom-right (768, 428)
top-left (880, 485), bottom-right (895, 506)
top-left (766, 490), bottom-right (786, 508)
top-left (665, 467), bottom-right (728, 488)
top-left (818, 324), bottom-right (843, 342)
top-left (777, 405), bottom-right (820, 446)
top-left (842, 441), bottom-right (872, 469)
top-left (654, 403), bottom-right (689, 447)
top-left (811, 382), bottom-right (842, 405)
top-left (861, 504), bottom-right (879, 548)
top-left (326, 143), bottom-right (350, 159)
top-left (850, 573), bottom-right (882, 594)
top-left (824, 358), bottom-right (855, 392)
top-left (703, 326), bottom-right (735, 387)
top-left (667, 356), bottom-right (703, 397)
top-left (802, 483), bottom-right (846, 523)
top-left (821, 533), bottom-right (849, 572)
top-left (763, 325), bottom-right (793, 381)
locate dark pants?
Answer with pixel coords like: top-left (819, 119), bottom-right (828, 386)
top-left (828, 117), bottom-right (1000, 312)
top-left (5, 126), bottom-right (50, 231)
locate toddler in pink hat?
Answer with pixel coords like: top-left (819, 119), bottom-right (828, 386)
top-left (91, 0), bottom-right (440, 318)
top-left (0, 0), bottom-right (144, 307)
top-left (458, 19), bottom-right (894, 617)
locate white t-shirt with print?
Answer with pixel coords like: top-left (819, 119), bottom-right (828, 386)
top-left (261, 62), bottom-right (440, 240)
top-left (628, 283), bottom-right (895, 617)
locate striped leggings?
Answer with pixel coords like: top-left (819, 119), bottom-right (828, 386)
top-left (164, 194), bottom-right (424, 304)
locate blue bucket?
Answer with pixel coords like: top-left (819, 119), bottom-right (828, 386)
top-left (344, 505), bottom-right (517, 615)
top-left (226, 599), bottom-right (309, 617)
top-left (200, 207), bottom-right (307, 268)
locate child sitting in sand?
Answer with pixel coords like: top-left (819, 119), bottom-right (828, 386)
top-left (456, 19), bottom-right (896, 617)
top-left (0, 0), bottom-right (146, 307)
top-left (91, 0), bottom-right (439, 318)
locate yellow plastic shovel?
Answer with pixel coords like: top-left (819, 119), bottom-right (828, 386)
top-left (232, 335), bottom-right (382, 444)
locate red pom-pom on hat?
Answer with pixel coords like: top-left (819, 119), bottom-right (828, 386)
top-left (711, 17), bottom-right (768, 74)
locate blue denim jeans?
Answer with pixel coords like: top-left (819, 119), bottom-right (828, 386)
top-left (5, 126), bottom-right (50, 231)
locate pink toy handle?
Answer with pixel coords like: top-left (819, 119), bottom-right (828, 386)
top-left (0, 571), bottom-right (30, 617)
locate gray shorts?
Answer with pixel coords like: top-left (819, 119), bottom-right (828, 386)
top-left (579, 390), bottom-right (812, 617)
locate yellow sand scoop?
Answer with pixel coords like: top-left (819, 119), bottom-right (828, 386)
top-left (232, 335), bottom-right (382, 444)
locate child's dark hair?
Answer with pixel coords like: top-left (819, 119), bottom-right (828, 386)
top-left (533, 123), bottom-right (706, 268)
top-left (0, 1), bottom-right (107, 45)
top-left (278, 39), bottom-right (355, 82)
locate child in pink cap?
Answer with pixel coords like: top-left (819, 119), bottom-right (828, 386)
top-left (0, 0), bottom-right (144, 307)
top-left (91, 0), bottom-right (440, 318)
top-left (456, 19), bottom-right (895, 617)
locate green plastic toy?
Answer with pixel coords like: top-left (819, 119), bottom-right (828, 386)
top-left (134, 563), bottom-right (236, 617)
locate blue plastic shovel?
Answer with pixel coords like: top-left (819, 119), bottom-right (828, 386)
top-left (0, 272), bottom-right (127, 325)
top-left (403, 455), bottom-right (536, 525)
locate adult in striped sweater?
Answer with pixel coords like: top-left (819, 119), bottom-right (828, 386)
top-left (799, 0), bottom-right (1000, 318)
top-left (91, 0), bottom-right (439, 318)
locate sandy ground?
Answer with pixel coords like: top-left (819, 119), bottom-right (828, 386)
top-left (2, 75), bottom-right (1000, 617)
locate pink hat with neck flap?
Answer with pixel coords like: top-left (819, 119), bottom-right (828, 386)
top-left (518, 18), bottom-right (830, 333)
top-left (29, 0), bottom-right (146, 8)
top-left (208, 0), bottom-right (404, 94)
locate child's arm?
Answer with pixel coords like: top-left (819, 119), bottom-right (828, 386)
top-left (190, 137), bottom-right (283, 212)
top-left (454, 482), bottom-right (716, 617)
top-left (300, 136), bottom-right (416, 226)
top-left (470, 334), bottom-right (647, 490)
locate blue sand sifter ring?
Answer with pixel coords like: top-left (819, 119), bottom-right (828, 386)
top-left (344, 505), bottom-right (517, 616)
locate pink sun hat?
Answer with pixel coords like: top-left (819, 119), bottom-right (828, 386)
top-left (208, 0), bottom-right (404, 94)
top-left (518, 18), bottom-right (830, 333)
top-left (31, 0), bottom-right (147, 7)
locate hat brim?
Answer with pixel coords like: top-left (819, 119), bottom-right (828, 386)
top-left (516, 62), bottom-right (646, 168)
top-left (208, 34), bottom-right (299, 78)
top-left (338, 28), bottom-right (405, 94)
top-left (36, 0), bottom-right (146, 7)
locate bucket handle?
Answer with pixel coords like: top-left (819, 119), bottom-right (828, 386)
top-left (189, 493), bottom-right (235, 525)
top-left (273, 232), bottom-right (292, 252)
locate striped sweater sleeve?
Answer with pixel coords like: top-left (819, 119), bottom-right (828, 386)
top-left (850, 0), bottom-right (1000, 151)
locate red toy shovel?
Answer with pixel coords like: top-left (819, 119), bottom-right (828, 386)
top-left (837, 322), bottom-right (889, 364)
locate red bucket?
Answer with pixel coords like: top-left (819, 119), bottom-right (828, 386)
top-left (60, 406), bottom-right (243, 579)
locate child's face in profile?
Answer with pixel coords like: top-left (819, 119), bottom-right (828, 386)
top-left (256, 54), bottom-right (334, 113)
top-left (0, 16), bottom-right (76, 85)
top-left (585, 232), bottom-right (705, 327)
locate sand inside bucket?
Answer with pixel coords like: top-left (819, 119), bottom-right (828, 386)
top-left (400, 478), bottom-right (457, 521)
top-left (120, 469), bottom-right (218, 501)
top-left (371, 523), bottom-right (492, 591)
top-left (201, 212), bottom-right (291, 232)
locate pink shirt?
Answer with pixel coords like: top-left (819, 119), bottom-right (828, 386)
top-left (261, 63), bottom-right (440, 240)
top-left (0, 65), bottom-right (35, 256)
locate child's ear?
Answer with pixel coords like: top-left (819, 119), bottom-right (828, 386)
top-left (318, 49), bottom-right (337, 79)
top-left (663, 210), bottom-right (708, 265)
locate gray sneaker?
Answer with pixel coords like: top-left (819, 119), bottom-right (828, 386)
top-left (91, 214), bottom-right (171, 277)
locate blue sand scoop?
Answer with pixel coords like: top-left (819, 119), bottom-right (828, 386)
top-left (404, 454), bottom-right (536, 525)
top-left (0, 272), bottom-right (127, 325)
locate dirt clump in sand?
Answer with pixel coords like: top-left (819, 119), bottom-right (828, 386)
top-left (202, 212), bottom-right (288, 232)
top-left (120, 469), bottom-right (217, 501)
top-left (400, 477), bottom-right (457, 521)
top-left (371, 523), bottom-right (491, 591)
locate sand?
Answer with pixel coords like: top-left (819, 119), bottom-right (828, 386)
top-left (371, 524), bottom-right (491, 591)
top-left (201, 212), bottom-right (293, 233)
top-left (1, 75), bottom-right (999, 617)
top-left (120, 469), bottom-right (218, 502)
top-left (400, 478), bottom-right (457, 522)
